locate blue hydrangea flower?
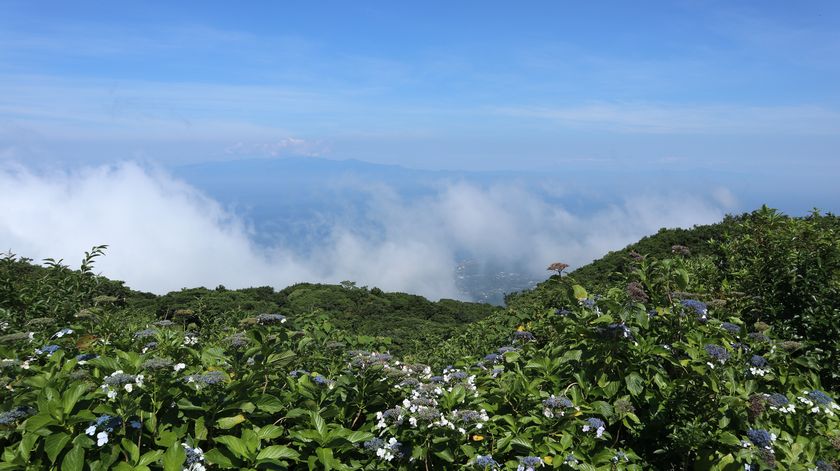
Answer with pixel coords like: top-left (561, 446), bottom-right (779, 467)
top-left (483, 353), bottom-right (500, 363)
top-left (35, 344), bottom-right (60, 356)
top-left (513, 331), bottom-right (535, 341)
top-left (704, 344), bottom-right (730, 364)
top-left (0, 406), bottom-right (35, 425)
top-left (721, 322), bottom-right (741, 335)
top-left (766, 393), bottom-right (789, 407)
top-left (582, 417), bottom-right (606, 438)
top-left (681, 299), bottom-right (708, 320)
top-left (75, 353), bottom-right (98, 362)
top-left (815, 460), bottom-right (836, 471)
top-left (807, 390), bottom-right (834, 405)
top-left (133, 328), bottom-right (158, 339)
top-left (517, 456), bottom-right (543, 471)
top-left (746, 429), bottom-right (775, 449)
top-left (749, 355), bottom-right (768, 367)
top-left (474, 454), bottom-right (499, 469)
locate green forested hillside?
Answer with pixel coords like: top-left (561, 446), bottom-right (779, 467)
top-left (1, 206), bottom-right (838, 470)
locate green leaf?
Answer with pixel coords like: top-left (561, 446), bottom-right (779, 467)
top-left (60, 445), bottom-right (85, 471)
top-left (195, 416), bottom-right (208, 441)
top-left (256, 424), bottom-right (283, 440)
top-left (560, 350), bottom-right (582, 362)
top-left (214, 436), bottom-right (248, 460)
top-left (45, 432), bottom-right (71, 463)
top-left (18, 432), bottom-right (38, 461)
top-left (345, 431), bottom-right (374, 443)
top-left (433, 449), bottom-right (455, 462)
top-left (62, 383), bottom-right (88, 415)
top-left (203, 448), bottom-right (236, 468)
top-left (24, 413), bottom-right (56, 432)
top-left (572, 285), bottom-right (588, 300)
top-left (215, 414), bottom-right (246, 430)
top-left (315, 447), bottom-right (334, 470)
top-left (718, 432), bottom-right (742, 447)
top-left (625, 372), bottom-right (644, 396)
top-left (162, 444), bottom-right (186, 471)
top-left (311, 412), bottom-right (327, 437)
top-left (254, 395), bottom-right (285, 413)
top-left (137, 450), bottom-right (164, 467)
top-left (256, 445), bottom-right (299, 461)
top-left (509, 437), bottom-right (533, 451)
top-left (121, 438), bottom-right (140, 465)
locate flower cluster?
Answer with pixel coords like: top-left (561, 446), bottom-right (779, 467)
top-left (513, 330), bottom-right (535, 342)
top-left (765, 393), bottom-right (795, 413)
top-left (102, 370), bottom-right (144, 398)
top-left (582, 417), bottom-right (606, 438)
top-left (798, 390), bottom-right (839, 415)
top-left (348, 350), bottom-right (393, 370)
top-left (312, 374), bottom-right (335, 389)
top-left (85, 415), bottom-right (122, 446)
top-left (720, 322), bottom-right (741, 335)
top-left (748, 355), bottom-right (770, 377)
top-left (183, 442), bottom-right (206, 471)
top-left (746, 428), bottom-right (776, 450)
top-left (517, 456), bottom-right (544, 471)
top-left (0, 406), bottom-right (35, 425)
top-left (599, 322), bottom-right (634, 341)
top-left (474, 454), bottom-right (500, 470)
top-left (704, 344), bottom-right (729, 367)
top-left (183, 333), bottom-right (199, 346)
top-left (133, 328), bottom-right (158, 340)
top-left (34, 344), bottom-right (60, 356)
top-left (542, 395), bottom-right (575, 418)
top-left (681, 299), bottom-right (708, 321)
top-left (51, 328), bottom-right (73, 338)
top-left (255, 313), bottom-right (287, 325)
top-left (626, 281), bottom-right (649, 303)
top-left (141, 357), bottom-right (173, 370)
top-left (363, 437), bottom-right (405, 461)
top-left (185, 371), bottom-right (225, 387)
top-left (224, 332), bottom-right (249, 349)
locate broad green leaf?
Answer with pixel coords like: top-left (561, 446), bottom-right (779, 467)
top-left (215, 414), bottom-right (246, 430)
top-left (214, 436), bottom-right (249, 460)
top-left (137, 450), bottom-right (164, 467)
top-left (315, 447), bottom-right (334, 470)
top-left (45, 432), bottom-right (71, 463)
top-left (62, 383), bottom-right (88, 414)
top-left (256, 424), bottom-right (284, 440)
top-left (256, 445), bottom-right (299, 461)
top-left (254, 395), bottom-right (284, 413)
top-left (121, 438), bottom-right (140, 465)
top-left (625, 372), bottom-right (644, 396)
top-left (60, 445), bottom-right (85, 471)
top-left (162, 444), bottom-right (186, 471)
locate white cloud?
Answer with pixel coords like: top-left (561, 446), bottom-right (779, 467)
top-left (224, 138), bottom-right (327, 157)
top-left (0, 162), bottom-right (729, 300)
top-left (494, 102), bottom-right (840, 135)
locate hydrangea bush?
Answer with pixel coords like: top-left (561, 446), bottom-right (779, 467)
top-left (0, 242), bottom-right (838, 470)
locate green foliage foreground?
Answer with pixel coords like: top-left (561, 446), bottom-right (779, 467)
top-left (0, 207), bottom-right (838, 470)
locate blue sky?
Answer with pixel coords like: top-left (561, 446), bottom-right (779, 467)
top-left (1, 1), bottom-right (839, 296)
top-left (1, 0), bottom-right (838, 176)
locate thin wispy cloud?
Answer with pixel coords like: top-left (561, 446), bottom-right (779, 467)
top-left (494, 103), bottom-right (840, 135)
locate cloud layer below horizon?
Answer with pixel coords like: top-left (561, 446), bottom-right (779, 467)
top-left (0, 162), bottom-right (731, 300)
